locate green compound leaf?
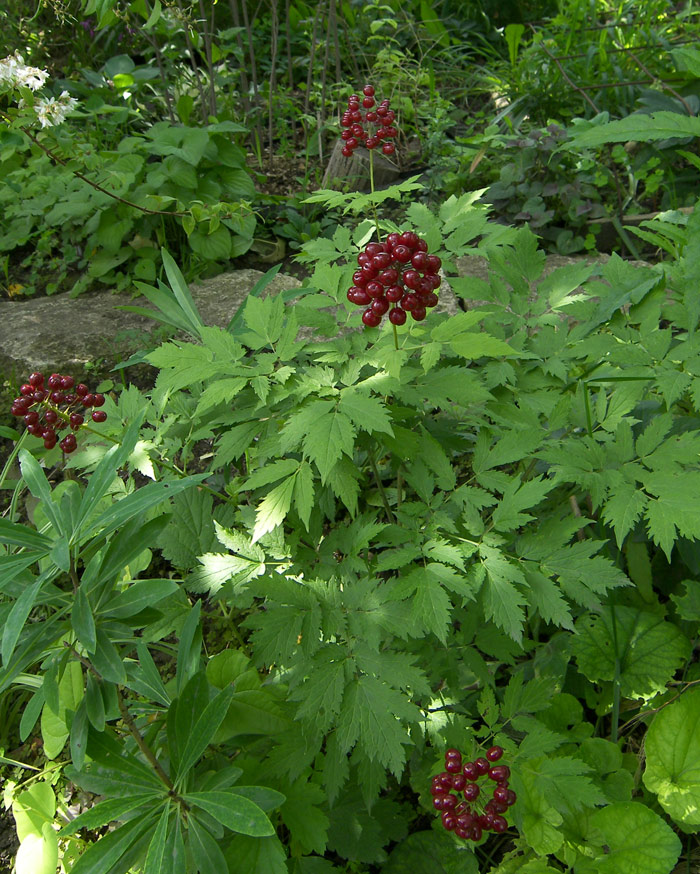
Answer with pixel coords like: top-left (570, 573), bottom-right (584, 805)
top-left (571, 606), bottom-right (690, 698)
top-left (576, 802), bottom-right (681, 874)
top-left (644, 687), bottom-right (700, 826)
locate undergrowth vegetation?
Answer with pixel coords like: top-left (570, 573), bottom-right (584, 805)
top-left (3, 1), bottom-right (700, 873)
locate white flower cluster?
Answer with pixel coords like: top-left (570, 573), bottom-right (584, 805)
top-left (35, 91), bottom-right (79, 128)
top-left (0, 51), bottom-right (49, 92)
top-left (0, 52), bottom-right (78, 128)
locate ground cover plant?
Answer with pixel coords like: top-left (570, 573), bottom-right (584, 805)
top-left (4, 1), bottom-right (700, 873)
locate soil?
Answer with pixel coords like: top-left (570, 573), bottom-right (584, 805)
top-left (0, 806), bottom-right (18, 874)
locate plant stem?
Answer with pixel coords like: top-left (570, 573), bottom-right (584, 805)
top-left (367, 446), bottom-right (395, 523)
top-left (369, 149), bottom-right (381, 241)
top-left (117, 688), bottom-right (176, 793)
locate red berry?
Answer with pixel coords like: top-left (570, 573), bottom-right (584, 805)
top-left (430, 783), bottom-right (444, 796)
top-left (445, 758), bottom-right (462, 773)
top-left (351, 123), bottom-right (364, 137)
top-left (493, 785), bottom-right (509, 804)
top-left (441, 812), bottom-right (456, 831)
top-left (366, 111), bottom-right (378, 122)
top-left (29, 372), bottom-right (44, 387)
top-left (60, 375), bottom-right (75, 389)
top-left (389, 308), bottom-right (407, 326)
top-left (371, 298), bottom-right (390, 316)
top-left (411, 306), bottom-right (427, 321)
top-left (47, 373), bottom-right (62, 389)
top-left (20, 384), bottom-right (34, 397)
top-left (433, 795), bottom-right (446, 810)
top-left (454, 826), bottom-right (470, 840)
top-left (378, 268), bottom-right (399, 285)
top-left (422, 292), bottom-right (439, 308)
top-left (341, 130), bottom-right (353, 141)
top-left (362, 309), bottom-right (381, 327)
top-left (352, 270), bottom-right (367, 287)
top-left (401, 293), bottom-right (419, 311)
top-left (382, 143), bottom-right (396, 155)
top-left (386, 285), bottom-right (404, 303)
top-left (403, 269), bottom-right (420, 289)
top-left (363, 84), bottom-right (375, 96)
top-left (341, 146), bottom-right (353, 157)
top-left (50, 391), bottom-right (64, 404)
top-left (492, 815), bottom-right (508, 834)
top-left (372, 252), bottom-right (392, 270)
top-left (415, 238), bottom-right (428, 252)
top-left (91, 410), bottom-right (107, 423)
top-left (33, 390), bottom-right (47, 402)
top-left (75, 384), bottom-right (88, 398)
top-left (489, 765), bottom-right (510, 782)
top-left (361, 263), bottom-right (378, 279)
top-left (385, 232), bottom-right (400, 249)
top-left (44, 409), bottom-right (58, 424)
top-left (365, 136), bottom-right (379, 149)
top-left (470, 824), bottom-right (483, 842)
top-left (425, 254), bottom-right (442, 274)
top-left (490, 799), bottom-right (508, 814)
top-left (399, 231), bottom-right (419, 248)
top-left (362, 96), bottom-right (375, 108)
top-left (506, 789), bottom-right (517, 806)
top-left (43, 435), bottom-right (57, 450)
top-left (59, 433), bottom-right (78, 453)
top-left (451, 773), bottom-right (466, 791)
top-left (377, 105), bottom-right (388, 117)
top-left (474, 757), bottom-right (490, 775)
top-left (24, 410), bottom-right (39, 425)
top-left (82, 393), bottom-right (95, 407)
top-left (351, 110), bottom-right (362, 122)
top-left (411, 251), bottom-right (428, 270)
top-left (69, 413), bottom-right (84, 429)
top-left (426, 273), bottom-right (442, 289)
top-left (393, 244), bottom-right (411, 262)
top-left (366, 281), bottom-right (384, 298)
top-left (27, 423), bottom-right (42, 436)
top-left (463, 783), bottom-right (480, 802)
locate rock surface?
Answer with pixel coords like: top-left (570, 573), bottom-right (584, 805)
top-left (0, 253), bottom-right (649, 382)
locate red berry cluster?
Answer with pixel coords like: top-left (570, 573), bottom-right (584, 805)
top-left (431, 746), bottom-right (516, 842)
top-left (340, 85), bottom-right (397, 157)
top-left (347, 231), bottom-right (441, 327)
top-left (10, 371), bottom-right (107, 453)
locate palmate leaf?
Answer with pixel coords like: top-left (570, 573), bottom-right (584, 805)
top-left (334, 676), bottom-right (420, 777)
top-left (183, 790), bottom-right (274, 837)
top-left (280, 777), bottom-right (330, 855)
top-left (572, 606), bottom-right (690, 698)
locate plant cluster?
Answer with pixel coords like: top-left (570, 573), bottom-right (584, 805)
top-left (340, 85), bottom-right (397, 157)
top-left (431, 746), bottom-right (516, 841)
top-left (10, 371), bottom-right (107, 452)
top-left (347, 231), bottom-right (441, 326)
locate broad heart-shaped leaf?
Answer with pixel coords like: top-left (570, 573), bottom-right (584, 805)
top-left (575, 802), bottom-right (681, 874)
top-left (14, 824), bottom-right (58, 874)
top-left (571, 606), bottom-right (690, 698)
top-left (12, 781), bottom-right (55, 842)
top-left (644, 687), bottom-right (700, 826)
top-left (382, 829), bottom-right (478, 874)
top-left (183, 790), bottom-right (274, 836)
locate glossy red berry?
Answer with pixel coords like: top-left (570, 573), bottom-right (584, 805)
top-left (91, 410), bottom-right (107, 423)
top-left (463, 783), bottom-right (480, 801)
top-left (445, 758), bottom-right (462, 773)
top-left (411, 305), bottom-right (427, 321)
top-left (29, 372), bottom-right (44, 387)
top-left (382, 143), bottom-right (395, 155)
top-left (363, 84), bottom-right (375, 96)
top-left (75, 384), bottom-right (88, 398)
top-left (362, 309), bottom-right (381, 327)
top-left (370, 298), bottom-right (389, 316)
top-left (20, 383), bottom-right (34, 397)
top-left (441, 812), bottom-right (456, 831)
top-left (389, 308), bottom-right (406, 325)
top-left (474, 757), bottom-right (490, 775)
top-left (44, 410), bottom-right (58, 424)
top-left (47, 373), bottom-right (62, 389)
top-left (492, 815), bottom-right (508, 834)
top-left (489, 765), bottom-right (510, 782)
top-left (69, 413), bottom-right (84, 429)
top-left (493, 785), bottom-right (509, 804)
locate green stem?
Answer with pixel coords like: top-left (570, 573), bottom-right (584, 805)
top-left (367, 446), bottom-right (395, 523)
top-left (392, 322), bottom-right (399, 350)
top-left (369, 149), bottom-right (381, 241)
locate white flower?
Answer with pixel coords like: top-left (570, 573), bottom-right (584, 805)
top-left (0, 52), bottom-right (48, 91)
top-left (34, 91), bottom-right (78, 127)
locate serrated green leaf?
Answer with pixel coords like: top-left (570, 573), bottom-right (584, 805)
top-left (572, 606), bottom-right (690, 698)
top-left (339, 389), bottom-right (393, 435)
top-left (252, 474), bottom-right (296, 542)
top-left (450, 332), bottom-right (518, 359)
top-left (280, 778), bottom-right (330, 855)
top-left (303, 409), bottom-right (356, 483)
